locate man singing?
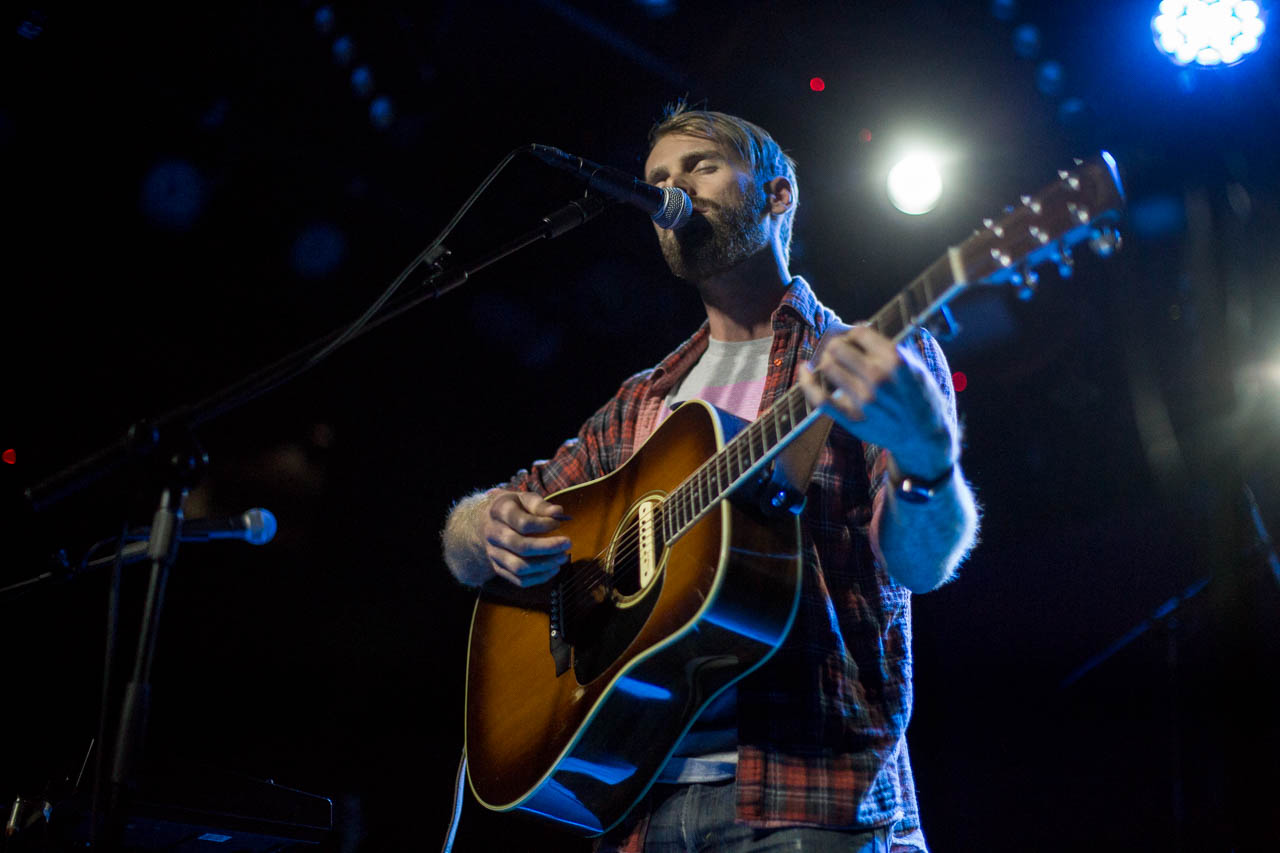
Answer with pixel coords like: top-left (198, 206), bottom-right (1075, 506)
top-left (442, 104), bottom-right (978, 852)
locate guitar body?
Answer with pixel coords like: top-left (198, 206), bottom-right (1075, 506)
top-left (464, 400), bottom-right (803, 836)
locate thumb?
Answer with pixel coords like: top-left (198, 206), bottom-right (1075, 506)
top-left (516, 491), bottom-right (568, 519)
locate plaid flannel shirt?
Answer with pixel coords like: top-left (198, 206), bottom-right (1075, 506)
top-left (502, 277), bottom-right (954, 851)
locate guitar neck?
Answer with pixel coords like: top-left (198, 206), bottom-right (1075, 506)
top-left (656, 270), bottom-right (958, 547)
top-left (657, 152), bottom-right (1125, 546)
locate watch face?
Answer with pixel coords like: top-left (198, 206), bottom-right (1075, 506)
top-left (896, 480), bottom-right (935, 504)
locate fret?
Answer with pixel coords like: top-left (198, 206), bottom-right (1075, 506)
top-left (789, 387), bottom-right (806, 421)
top-left (902, 278), bottom-right (923, 320)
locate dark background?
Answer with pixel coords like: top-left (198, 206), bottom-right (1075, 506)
top-left (2, 1), bottom-right (1278, 850)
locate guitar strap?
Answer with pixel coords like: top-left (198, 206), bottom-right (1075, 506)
top-left (769, 320), bottom-right (852, 497)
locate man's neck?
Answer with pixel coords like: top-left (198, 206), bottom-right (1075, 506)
top-left (697, 244), bottom-right (791, 342)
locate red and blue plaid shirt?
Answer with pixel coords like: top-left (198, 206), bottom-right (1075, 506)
top-left (503, 277), bottom-right (953, 850)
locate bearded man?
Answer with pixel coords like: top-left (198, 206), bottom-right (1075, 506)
top-left (442, 104), bottom-right (978, 852)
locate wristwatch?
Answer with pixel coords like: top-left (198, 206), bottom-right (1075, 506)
top-left (892, 464), bottom-right (954, 504)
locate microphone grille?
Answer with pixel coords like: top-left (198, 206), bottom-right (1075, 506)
top-left (243, 508), bottom-right (279, 546)
top-left (653, 187), bottom-right (692, 230)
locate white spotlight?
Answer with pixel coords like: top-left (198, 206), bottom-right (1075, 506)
top-left (1152, 0), bottom-right (1267, 67)
top-left (887, 154), bottom-right (943, 215)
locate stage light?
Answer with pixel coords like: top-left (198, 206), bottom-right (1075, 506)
top-left (809, 76), bottom-right (826, 91)
top-left (887, 153), bottom-right (943, 215)
top-left (369, 96), bottom-right (395, 129)
top-left (350, 66), bottom-right (374, 97)
top-left (1013, 23), bottom-right (1041, 58)
top-left (1152, 0), bottom-right (1267, 66)
top-left (952, 372), bottom-right (968, 393)
top-left (332, 35), bottom-right (354, 66)
top-left (1036, 60), bottom-right (1065, 95)
top-left (2, 449), bottom-right (15, 465)
top-left (991, 0), bottom-right (1018, 22)
top-left (314, 6), bottom-right (334, 34)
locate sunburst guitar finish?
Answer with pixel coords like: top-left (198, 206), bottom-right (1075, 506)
top-left (464, 399), bottom-right (803, 836)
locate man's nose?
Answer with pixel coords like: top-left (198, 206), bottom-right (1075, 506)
top-left (670, 173), bottom-right (696, 196)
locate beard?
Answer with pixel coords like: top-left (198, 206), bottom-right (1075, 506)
top-left (658, 181), bottom-right (769, 282)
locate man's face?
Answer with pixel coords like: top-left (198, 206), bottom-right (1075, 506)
top-left (643, 132), bottom-right (769, 281)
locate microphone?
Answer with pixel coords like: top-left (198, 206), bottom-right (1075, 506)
top-left (529, 144), bottom-right (692, 230)
top-left (127, 507), bottom-right (278, 546)
top-left (81, 508), bottom-right (279, 571)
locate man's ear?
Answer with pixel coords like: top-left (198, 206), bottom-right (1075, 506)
top-left (764, 177), bottom-right (793, 215)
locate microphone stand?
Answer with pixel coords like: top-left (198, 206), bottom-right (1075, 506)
top-left (10, 191), bottom-right (612, 849)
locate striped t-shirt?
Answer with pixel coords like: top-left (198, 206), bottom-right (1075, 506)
top-left (655, 333), bottom-right (773, 784)
top-left (658, 334), bottom-right (773, 424)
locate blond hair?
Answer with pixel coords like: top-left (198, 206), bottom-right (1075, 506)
top-left (648, 102), bottom-right (798, 261)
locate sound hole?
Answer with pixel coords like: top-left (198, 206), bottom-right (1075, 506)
top-left (561, 497), bottom-right (666, 685)
top-left (607, 515), bottom-right (643, 598)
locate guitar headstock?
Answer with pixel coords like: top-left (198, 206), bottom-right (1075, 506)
top-left (963, 152), bottom-right (1126, 299)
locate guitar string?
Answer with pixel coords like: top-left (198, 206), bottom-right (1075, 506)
top-left (554, 384), bottom-right (812, 609)
top-left (556, 349), bottom-right (872, 617)
top-left (555, 391), bottom-right (809, 614)
top-left (546, 167), bottom-right (1116, 612)
top-left (555, 405), bottom-right (777, 601)
top-left (539, 164), bottom-right (1118, 626)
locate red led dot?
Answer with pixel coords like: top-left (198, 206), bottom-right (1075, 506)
top-left (952, 371), bottom-right (968, 393)
top-left (859, 128), bottom-right (873, 143)
top-left (2, 448), bottom-right (15, 465)
top-left (809, 77), bottom-right (825, 92)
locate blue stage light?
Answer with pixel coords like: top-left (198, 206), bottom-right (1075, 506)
top-left (1036, 60), bottom-right (1065, 95)
top-left (313, 6), bottom-right (334, 34)
top-left (991, 0), bottom-right (1018, 22)
top-left (332, 35), bottom-right (354, 66)
top-left (1152, 0), bottom-right (1267, 66)
top-left (369, 96), bottom-right (395, 129)
top-left (1013, 23), bottom-right (1041, 59)
top-left (350, 66), bottom-right (374, 98)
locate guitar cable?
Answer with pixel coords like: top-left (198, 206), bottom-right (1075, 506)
top-left (440, 748), bottom-right (467, 853)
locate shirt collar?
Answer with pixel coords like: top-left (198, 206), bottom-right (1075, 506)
top-left (772, 275), bottom-right (824, 333)
top-left (649, 275), bottom-right (829, 391)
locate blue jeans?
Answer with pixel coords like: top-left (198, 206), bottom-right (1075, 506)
top-left (598, 780), bottom-right (892, 852)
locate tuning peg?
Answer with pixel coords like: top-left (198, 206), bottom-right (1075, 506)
top-left (1088, 225), bottom-right (1122, 257)
top-left (1056, 245), bottom-right (1075, 279)
top-left (1013, 265), bottom-right (1040, 301)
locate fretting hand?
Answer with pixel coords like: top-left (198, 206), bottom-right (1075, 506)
top-left (798, 326), bottom-right (955, 479)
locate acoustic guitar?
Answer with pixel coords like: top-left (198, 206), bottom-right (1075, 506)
top-left (464, 153), bottom-right (1126, 835)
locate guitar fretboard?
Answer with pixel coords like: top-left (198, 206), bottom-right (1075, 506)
top-left (654, 254), bottom-right (966, 545)
top-left (652, 152), bottom-right (1125, 546)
